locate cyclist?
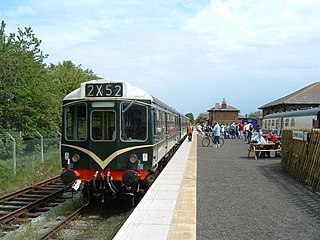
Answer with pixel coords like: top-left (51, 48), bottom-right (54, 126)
top-left (213, 122), bottom-right (221, 147)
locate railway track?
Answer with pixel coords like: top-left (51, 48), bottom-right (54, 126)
top-left (0, 176), bottom-right (68, 235)
top-left (37, 202), bottom-right (134, 240)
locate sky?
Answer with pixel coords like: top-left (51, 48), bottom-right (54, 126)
top-left (1, 0), bottom-right (320, 118)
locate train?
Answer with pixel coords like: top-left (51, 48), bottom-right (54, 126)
top-left (241, 117), bottom-right (258, 130)
top-left (60, 79), bottom-right (189, 205)
top-left (262, 107), bottom-right (320, 134)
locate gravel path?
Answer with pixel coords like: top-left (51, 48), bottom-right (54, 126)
top-left (197, 136), bottom-right (320, 240)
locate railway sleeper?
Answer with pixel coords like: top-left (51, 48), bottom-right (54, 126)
top-left (22, 212), bottom-right (41, 218)
top-left (0, 224), bottom-right (19, 230)
top-left (0, 205), bottom-right (22, 210)
top-left (11, 197), bottom-right (41, 202)
top-left (0, 201), bottom-right (29, 206)
top-left (36, 207), bottom-right (51, 212)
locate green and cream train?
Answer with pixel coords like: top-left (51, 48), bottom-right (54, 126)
top-left (60, 79), bottom-right (189, 204)
top-left (263, 107), bottom-right (320, 134)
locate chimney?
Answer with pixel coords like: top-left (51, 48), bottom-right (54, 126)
top-left (221, 98), bottom-right (227, 109)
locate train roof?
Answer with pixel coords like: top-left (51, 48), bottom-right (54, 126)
top-left (264, 107), bottom-right (320, 119)
top-left (63, 79), bottom-right (152, 101)
top-left (63, 79), bottom-right (180, 114)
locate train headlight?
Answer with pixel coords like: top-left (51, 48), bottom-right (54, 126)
top-left (72, 154), bottom-right (80, 162)
top-left (129, 154), bottom-right (138, 163)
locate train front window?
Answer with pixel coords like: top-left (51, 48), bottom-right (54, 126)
top-left (121, 102), bottom-right (147, 141)
top-left (91, 111), bottom-right (116, 141)
top-left (65, 103), bottom-right (87, 141)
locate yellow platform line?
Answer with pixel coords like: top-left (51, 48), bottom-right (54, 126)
top-left (168, 133), bottom-right (197, 240)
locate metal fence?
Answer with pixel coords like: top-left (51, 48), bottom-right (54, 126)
top-left (0, 133), bottom-right (61, 176)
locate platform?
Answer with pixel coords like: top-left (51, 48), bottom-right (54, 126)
top-left (113, 134), bottom-right (197, 240)
top-left (114, 133), bottom-right (320, 240)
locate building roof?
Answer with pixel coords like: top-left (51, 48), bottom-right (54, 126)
top-left (259, 81), bottom-right (320, 109)
top-left (208, 103), bottom-right (239, 112)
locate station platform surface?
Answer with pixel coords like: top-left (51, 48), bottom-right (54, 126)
top-left (114, 133), bottom-right (320, 240)
top-left (114, 134), bottom-right (197, 240)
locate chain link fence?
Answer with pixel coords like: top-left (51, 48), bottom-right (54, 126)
top-left (0, 133), bottom-right (61, 176)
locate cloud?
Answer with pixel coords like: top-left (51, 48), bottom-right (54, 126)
top-left (184, 0), bottom-right (320, 50)
top-left (1, 0), bottom-right (319, 116)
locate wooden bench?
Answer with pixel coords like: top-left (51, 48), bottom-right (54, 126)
top-left (248, 143), bottom-right (281, 160)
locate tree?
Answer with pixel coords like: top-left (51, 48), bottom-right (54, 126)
top-left (0, 21), bottom-right (100, 136)
top-left (185, 113), bottom-right (194, 123)
top-left (195, 113), bottom-right (209, 124)
top-left (0, 21), bottom-right (50, 134)
top-left (249, 110), bottom-right (262, 118)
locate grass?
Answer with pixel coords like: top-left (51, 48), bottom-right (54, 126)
top-left (0, 150), bottom-right (62, 196)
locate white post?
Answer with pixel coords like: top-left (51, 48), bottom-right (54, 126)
top-left (6, 133), bottom-right (16, 176)
top-left (57, 131), bottom-right (62, 158)
top-left (37, 131), bottom-right (44, 162)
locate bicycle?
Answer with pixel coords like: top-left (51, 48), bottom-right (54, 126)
top-left (201, 133), bottom-right (225, 147)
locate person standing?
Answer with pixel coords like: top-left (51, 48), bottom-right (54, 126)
top-left (244, 122), bottom-right (249, 141)
top-left (213, 122), bottom-right (221, 147)
top-left (248, 123), bottom-right (254, 143)
top-left (238, 122), bottom-right (244, 139)
top-left (187, 123), bottom-right (193, 142)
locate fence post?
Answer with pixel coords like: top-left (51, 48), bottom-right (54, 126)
top-left (57, 131), bottom-right (62, 158)
top-left (6, 133), bottom-right (16, 176)
top-left (37, 131), bottom-right (44, 162)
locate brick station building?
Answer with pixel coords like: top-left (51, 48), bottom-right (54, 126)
top-left (207, 98), bottom-right (240, 126)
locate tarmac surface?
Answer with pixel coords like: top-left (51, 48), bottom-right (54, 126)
top-left (197, 136), bottom-right (320, 240)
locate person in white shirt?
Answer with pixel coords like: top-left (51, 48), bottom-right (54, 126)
top-left (251, 131), bottom-right (266, 144)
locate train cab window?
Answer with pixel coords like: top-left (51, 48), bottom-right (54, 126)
top-left (65, 103), bottom-right (87, 141)
top-left (91, 111), bottom-right (116, 141)
top-left (121, 102), bottom-right (147, 141)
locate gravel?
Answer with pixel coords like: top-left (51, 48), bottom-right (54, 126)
top-left (197, 137), bottom-right (320, 240)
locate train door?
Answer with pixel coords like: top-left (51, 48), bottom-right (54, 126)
top-left (313, 111), bottom-right (320, 128)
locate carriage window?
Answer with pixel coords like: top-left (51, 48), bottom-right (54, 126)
top-left (290, 118), bottom-right (295, 127)
top-left (264, 121), bottom-right (267, 129)
top-left (275, 119), bottom-right (279, 129)
top-left (121, 102), bottom-right (147, 141)
top-left (65, 103), bottom-right (87, 141)
top-left (91, 111), bottom-right (115, 141)
top-left (284, 118), bottom-right (289, 127)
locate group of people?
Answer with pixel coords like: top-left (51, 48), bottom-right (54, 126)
top-left (191, 121), bottom-right (281, 154)
top-left (199, 121), bottom-right (255, 142)
top-left (250, 128), bottom-right (281, 157)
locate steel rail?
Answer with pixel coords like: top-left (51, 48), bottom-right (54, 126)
top-left (0, 175), bottom-right (61, 203)
top-left (37, 205), bottom-right (85, 240)
top-left (0, 176), bottom-right (65, 225)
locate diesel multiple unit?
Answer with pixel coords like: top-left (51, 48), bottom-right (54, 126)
top-left (60, 79), bottom-right (189, 204)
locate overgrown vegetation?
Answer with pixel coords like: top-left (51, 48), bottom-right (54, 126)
top-left (0, 20), bottom-right (101, 194)
top-left (0, 20), bottom-right (100, 137)
top-left (0, 149), bottom-right (61, 196)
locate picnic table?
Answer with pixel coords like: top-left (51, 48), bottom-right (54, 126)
top-left (248, 142), bottom-right (281, 160)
